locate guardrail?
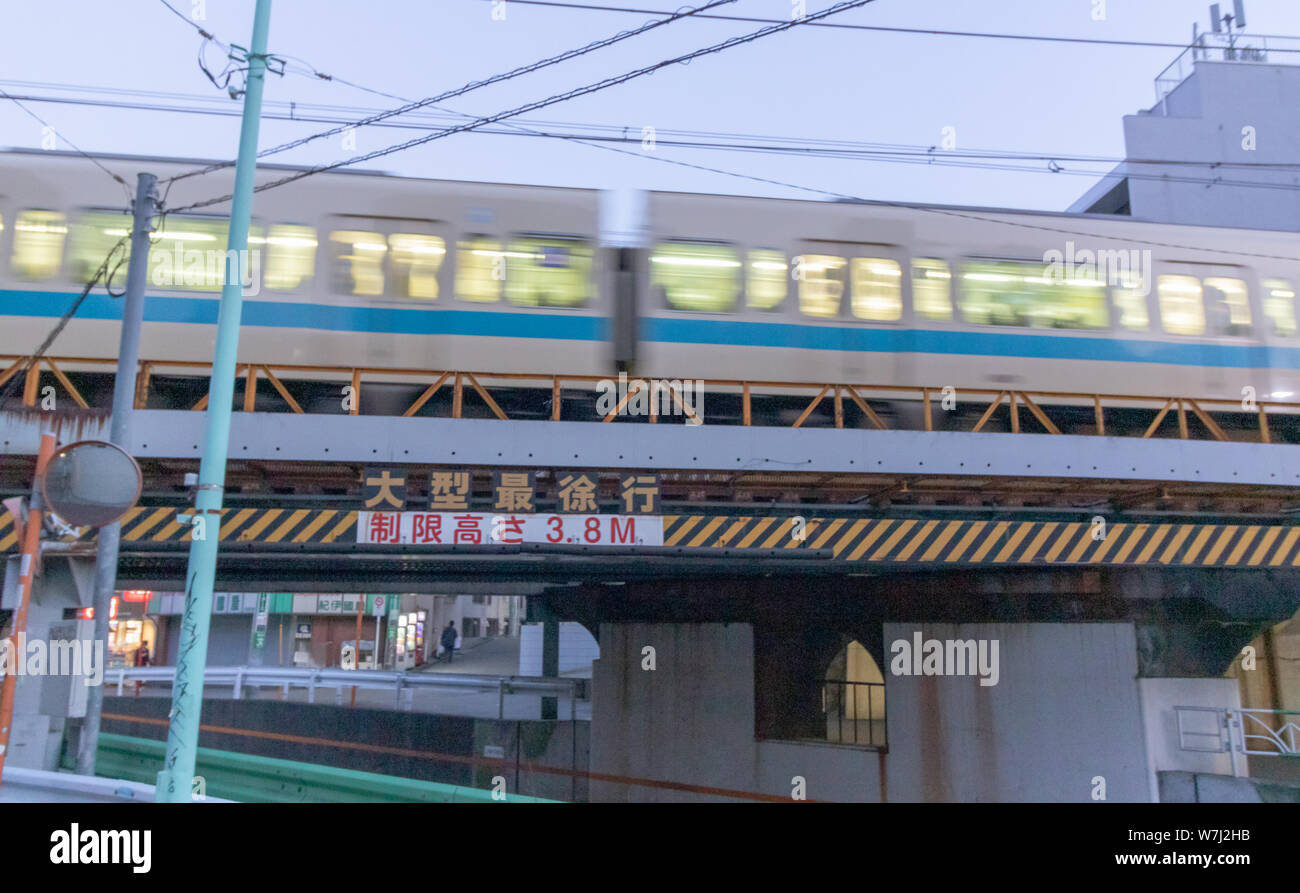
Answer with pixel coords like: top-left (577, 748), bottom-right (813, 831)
top-left (111, 665), bottom-right (586, 720)
top-left (1175, 706), bottom-right (1300, 775)
top-left (3, 355), bottom-right (1296, 443)
top-left (96, 732), bottom-right (556, 803)
top-left (1155, 33), bottom-right (1300, 110)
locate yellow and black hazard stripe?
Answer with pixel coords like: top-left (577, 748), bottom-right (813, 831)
top-left (4, 509), bottom-right (1300, 568)
top-left (0, 509), bottom-right (15, 553)
top-left (661, 516), bottom-right (1300, 568)
top-left (0, 507), bottom-right (359, 551)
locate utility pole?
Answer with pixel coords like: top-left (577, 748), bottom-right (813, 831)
top-left (155, 0), bottom-right (273, 803)
top-left (76, 172), bottom-right (157, 777)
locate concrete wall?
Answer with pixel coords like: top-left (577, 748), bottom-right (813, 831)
top-left (591, 621), bottom-right (1151, 803)
top-left (1138, 677), bottom-right (1243, 802)
top-left (1125, 62), bottom-right (1300, 231)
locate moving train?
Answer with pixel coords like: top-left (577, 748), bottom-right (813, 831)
top-left (1, 148), bottom-right (1297, 404)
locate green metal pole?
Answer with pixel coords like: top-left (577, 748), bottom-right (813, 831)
top-left (155, 0), bottom-right (273, 803)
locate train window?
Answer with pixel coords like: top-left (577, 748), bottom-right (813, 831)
top-left (150, 216), bottom-right (246, 291)
top-left (11, 210), bottom-right (67, 280)
top-left (651, 242), bottom-right (740, 312)
top-left (1203, 277), bottom-right (1251, 335)
top-left (747, 249), bottom-right (787, 310)
top-left (68, 211), bottom-right (132, 284)
top-left (1263, 279), bottom-right (1297, 337)
top-left (505, 236), bottom-right (591, 307)
top-left (256, 225), bottom-right (318, 292)
top-left (388, 234), bottom-right (445, 300)
top-left (1110, 273), bottom-right (1150, 331)
top-left (850, 258), bottom-right (902, 321)
top-left (330, 230), bottom-right (386, 296)
top-left (456, 236), bottom-right (503, 302)
top-left (797, 254), bottom-right (846, 318)
top-left (959, 259), bottom-right (1108, 329)
top-left (911, 258), bottom-right (952, 321)
top-left (1157, 275), bottom-right (1205, 335)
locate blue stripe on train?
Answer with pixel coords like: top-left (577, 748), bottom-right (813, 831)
top-left (4, 288), bottom-right (1300, 369)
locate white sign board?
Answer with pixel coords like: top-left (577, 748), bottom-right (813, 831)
top-left (357, 512), bottom-right (663, 547)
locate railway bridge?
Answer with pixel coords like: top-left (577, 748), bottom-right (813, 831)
top-left (3, 358), bottom-right (1300, 802)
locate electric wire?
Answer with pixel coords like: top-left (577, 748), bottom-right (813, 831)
top-left (470, 0), bottom-right (1300, 54)
top-left (162, 0), bottom-right (740, 184)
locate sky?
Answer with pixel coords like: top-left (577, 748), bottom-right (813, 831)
top-left (1, 0), bottom-right (1297, 211)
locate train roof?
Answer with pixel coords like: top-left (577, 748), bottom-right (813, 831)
top-left (4, 146), bottom-right (1298, 241)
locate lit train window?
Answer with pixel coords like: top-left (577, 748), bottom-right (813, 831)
top-left (1157, 275), bottom-right (1205, 335)
top-left (1263, 279), bottom-right (1297, 337)
top-left (256, 225), bottom-right (317, 292)
top-left (850, 258), bottom-right (902, 321)
top-left (68, 211), bottom-right (132, 284)
top-left (651, 242), bottom-right (740, 312)
top-left (388, 234), bottom-right (445, 300)
top-left (1202, 277), bottom-right (1251, 335)
top-left (1110, 273), bottom-right (1150, 331)
top-left (152, 216), bottom-right (245, 291)
top-left (747, 249), bottom-right (787, 310)
top-left (330, 230), bottom-right (386, 296)
top-left (959, 260), bottom-right (1108, 329)
top-left (11, 210), bottom-right (67, 280)
top-left (796, 254), bottom-right (846, 318)
top-left (911, 258), bottom-right (952, 321)
top-left (456, 236), bottom-right (504, 303)
top-left (505, 236), bottom-right (591, 307)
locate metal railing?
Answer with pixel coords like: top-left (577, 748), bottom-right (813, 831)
top-left (111, 665), bottom-right (586, 720)
top-left (820, 679), bottom-right (886, 749)
top-left (1174, 706), bottom-right (1300, 775)
top-left (1155, 33), bottom-right (1300, 111)
top-left (3, 354), bottom-right (1296, 443)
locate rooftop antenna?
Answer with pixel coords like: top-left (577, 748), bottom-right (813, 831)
top-left (1209, 1), bottom-right (1247, 53)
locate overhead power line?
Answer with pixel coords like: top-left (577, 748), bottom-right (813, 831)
top-left (12, 88), bottom-right (1300, 195)
top-left (164, 0), bottom-right (740, 184)
top-left (473, 0), bottom-right (1300, 54)
top-left (0, 87), bottom-right (131, 199)
top-left (8, 79), bottom-right (1300, 175)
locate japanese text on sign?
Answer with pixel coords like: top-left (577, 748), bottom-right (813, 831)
top-left (357, 512), bottom-right (664, 546)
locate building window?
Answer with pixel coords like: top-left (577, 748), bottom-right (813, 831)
top-left (822, 640), bottom-right (887, 748)
top-left (753, 626), bottom-right (887, 749)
